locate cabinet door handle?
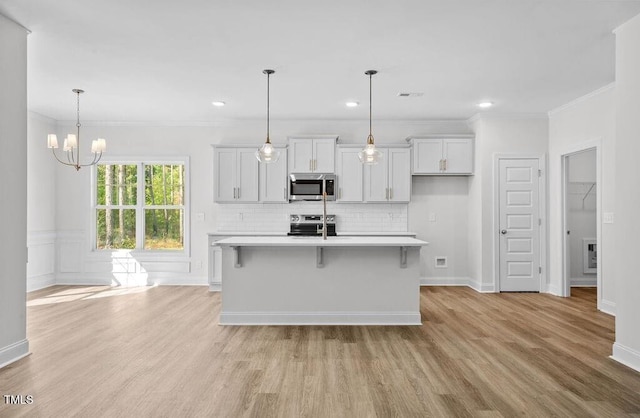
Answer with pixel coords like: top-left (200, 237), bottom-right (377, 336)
top-left (233, 187), bottom-right (236, 199)
top-left (389, 188), bottom-right (393, 200)
top-left (237, 188), bottom-right (240, 199)
top-left (443, 159), bottom-right (447, 171)
top-left (309, 159), bottom-right (312, 171)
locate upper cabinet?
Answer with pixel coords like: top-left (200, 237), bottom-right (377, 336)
top-left (363, 147), bottom-right (411, 203)
top-left (288, 136), bottom-right (337, 173)
top-left (409, 135), bottom-right (474, 175)
top-left (213, 146), bottom-right (259, 202)
top-left (335, 146), bottom-right (363, 202)
top-left (259, 147), bottom-right (288, 203)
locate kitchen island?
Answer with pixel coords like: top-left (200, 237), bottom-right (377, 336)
top-left (214, 236), bottom-right (428, 325)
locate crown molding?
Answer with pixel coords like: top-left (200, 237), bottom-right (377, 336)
top-left (547, 83), bottom-right (615, 117)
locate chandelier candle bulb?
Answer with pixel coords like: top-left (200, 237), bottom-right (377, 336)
top-left (96, 138), bottom-right (106, 152)
top-left (47, 134), bottom-right (58, 149)
top-left (91, 140), bottom-right (98, 153)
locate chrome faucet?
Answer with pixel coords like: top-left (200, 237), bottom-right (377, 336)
top-left (322, 183), bottom-right (328, 240)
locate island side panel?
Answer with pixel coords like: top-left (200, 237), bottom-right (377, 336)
top-left (219, 246), bottom-right (421, 325)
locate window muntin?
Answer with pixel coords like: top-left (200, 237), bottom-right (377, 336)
top-left (95, 162), bottom-right (186, 251)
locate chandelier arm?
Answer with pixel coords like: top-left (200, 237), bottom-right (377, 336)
top-left (51, 148), bottom-right (80, 168)
top-left (67, 149), bottom-right (75, 165)
top-left (79, 151), bottom-right (103, 167)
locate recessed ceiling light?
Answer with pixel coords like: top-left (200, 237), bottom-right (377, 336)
top-left (477, 101), bottom-right (493, 108)
top-left (212, 101), bottom-right (226, 107)
top-left (346, 101), bottom-right (359, 107)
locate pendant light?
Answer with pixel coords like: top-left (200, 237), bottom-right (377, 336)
top-left (358, 70), bottom-right (383, 165)
top-left (255, 69), bottom-right (280, 163)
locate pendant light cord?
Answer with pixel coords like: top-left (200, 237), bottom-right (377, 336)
top-left (266, 71), bottom-right (270, 142)
top-left (369, 72), bottom-right (372, 139)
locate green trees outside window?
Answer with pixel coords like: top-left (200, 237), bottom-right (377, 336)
top-left (96, 163), bottom-right (185, 250)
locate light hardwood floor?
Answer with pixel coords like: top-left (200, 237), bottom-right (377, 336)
top-left (1, 286), bottom-right (639, 417)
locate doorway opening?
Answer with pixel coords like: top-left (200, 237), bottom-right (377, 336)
top-left (562, 146), bottom-right (600, 309)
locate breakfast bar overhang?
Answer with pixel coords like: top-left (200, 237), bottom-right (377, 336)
top-left (215, 236), bottom-right (429, 326)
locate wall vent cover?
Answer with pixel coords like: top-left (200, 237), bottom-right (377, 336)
top-left (397, 92), bottom-right (424, 97)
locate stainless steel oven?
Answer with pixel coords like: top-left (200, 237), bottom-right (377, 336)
top-left (289, 173), bottom-right (336, 201)
top-left (287, 214), bottom-right (336, 236)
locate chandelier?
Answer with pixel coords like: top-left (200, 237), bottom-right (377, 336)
top-left (47, 89), bottom-right (106, 170)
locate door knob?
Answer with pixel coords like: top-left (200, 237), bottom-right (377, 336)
top-left (501, 229), bottom-right (507, 234)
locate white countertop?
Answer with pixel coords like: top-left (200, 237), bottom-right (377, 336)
top-left (209, 231), bottom-right (417, 237)
top-left (215, 236), bottom-right (428, 247)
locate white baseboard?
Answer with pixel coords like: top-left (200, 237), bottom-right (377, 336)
top-left (420, 277), bottom-right (496, 293)
top-left (219, 311), bottom-right (422, 326)
top-left (27, 274), bottom-right (56, 292)
top-left (209, 283), bottom-right (221, 292)
top-left (546, 283), bottom-right (563, 296)
top-left (570, 277), bottom-right (597, 287)
top-left (0, 339), bottom-right (30, 369)
top-left (56, 275), bottom-right (208, 287)
top-left (600, 299), bottom-right (616, 316)
top-left (611, 342), bottom-right (640, 373)
top-left (420, 277), bottom-right (470, 286)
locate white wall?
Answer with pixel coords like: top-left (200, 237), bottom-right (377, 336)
top-left (612, 12), bottom-right (640, 373)
top-left (50, 119), bottom-right (470, 286)
top-left (548, 85), bottom-right (615, 312)
top-left (567, 150), bottom-right (597, 285)
top-left (0, 14), bottom-right (29, 368)
top-left (468, 115), bottom-right (549, 291)
top-left (27, 112), bottom-right (58, 291)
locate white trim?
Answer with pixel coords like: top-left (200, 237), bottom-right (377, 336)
top-left (466, 112), bottom-right (548, 125)
top-left (611, 343), bottom-right (640, 373)
top-left (420, 276), bottom-right (471, 286)
top-left (600, 299), bottom-right (616, 316)
top-left (219, 311), bottom-right (422, 326)
top-left (547, 83), bottom-right (615, 116)
top-left (467, 279), bottom-right (496, 293)
top-left (569, 278), bottom-right (597, 287)
top-left (27, 275), bottom-right (56, 292)
top-left (0, 339), bottom-right (30, 369)
top-left (0, 12), bottom-right (31, 34)
top-left (559, 140), bottom-right (602, 310)
top-left (493, 154), bottom-right (547, 293)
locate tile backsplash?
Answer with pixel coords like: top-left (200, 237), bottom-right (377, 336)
top-left (215, 202), bottom-right (408, 233)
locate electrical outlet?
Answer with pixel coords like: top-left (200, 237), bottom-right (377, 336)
top-left (194, 261), bottom-right (203, 270)
top-left (196, 212), bottom-right (205, 222)
top-left (603, 212), bottom-right (614, 224)
top-left (428, 213), bottom-right (436, 222)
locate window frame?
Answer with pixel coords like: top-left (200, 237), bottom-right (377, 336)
top-left (91, 156), bottom-right (190, 254)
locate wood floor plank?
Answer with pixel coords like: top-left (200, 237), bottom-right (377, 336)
top-left (1, 286), bottom-right (639, 417)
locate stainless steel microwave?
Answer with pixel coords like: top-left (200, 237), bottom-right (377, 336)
top-left (289, 173), bottom-right (336, 201)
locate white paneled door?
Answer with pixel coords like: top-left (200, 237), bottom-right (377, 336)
top-left (498, 158), bottom-right (541, 292)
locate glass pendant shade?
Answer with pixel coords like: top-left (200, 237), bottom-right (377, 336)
top-left (256, 69), bottom-right (280, 163)
top-left (256, 139), bottom-right (279, 163)
top-left (360, 70), bottom-right (382, 165)
top-left (358, 136), bottom-right (383, 165)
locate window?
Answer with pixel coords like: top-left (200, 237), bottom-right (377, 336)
top-left (94, 161), bottom-right (186, 251)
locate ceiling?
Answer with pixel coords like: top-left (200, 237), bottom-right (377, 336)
top-left (2, 0), bottom-right (640, 123)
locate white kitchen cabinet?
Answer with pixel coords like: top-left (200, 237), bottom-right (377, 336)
top-left (364, 147), bottom-right (411, 202)
top-left (335, 146), bottom-right (363, 202)
top-left (213, 146), bottom-right (259, 202)
top-left (409, 136), bottom-right (474, 175)
top-left (259, 147), bottom-right (288, 202)
top-left (288, 136), bottom-right (337, 173)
